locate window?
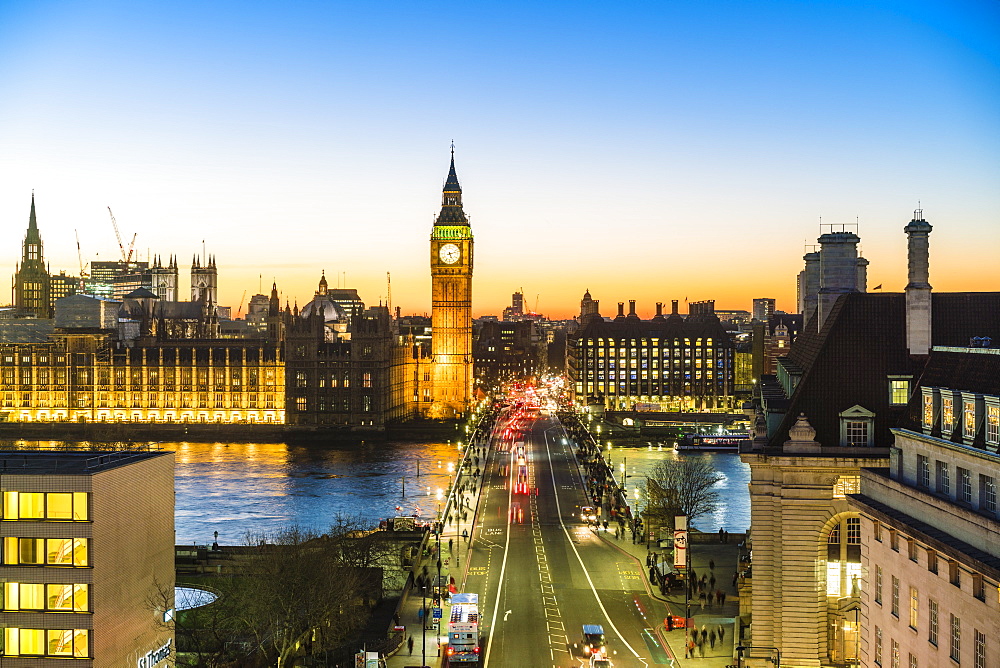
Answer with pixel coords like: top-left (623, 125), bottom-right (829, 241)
top-left (891, 640), bottom-right (900, 668)
top-left (908, 539), bottom-right (918, 562)
top-left (1, 628), bottom-right (89, 658)
top-left (980, 475), bottom-right (997, 514)
top-left (929, 599), bottom-right (939, 646)
top-left (936, 461), bottom-right (950, 495)
top-left (909, 587), bottom-right (919, 629)
top-left (846, 421), bottom-right (869, 446)
top-left (975, 629), bottom-right (986, 668)
top-left (875, 626), bottom-right (883, 665)
top-left (964, 400), bottom-right (976, 438)
top-left (891, 576), bottom-right (900, 616)
top-left (2, 537), bottom-right (87, 567)
top-left (951, 614), bottom-right (961, 662)
top-left (909, 654), bottom-right (917, 668)
top-left (959, 467), bottom-right (973, 503)
top-left (942, 396), bottom-right (955, 433)
top-left (875, 566), bottom-right (883, 604)
top-left (972, 573), bottom-right (984, 601)
top-left (891, 530), bottom-right (899, 551)
top-left (2, 583), bottom-right (87, 612)
top-left (875, 521), bottom-right (883, 542)
top-left (834, 476), bottom-right (861, 498)
top-left (890, 378), bottom-right (910, 405)
top-left (918, 455), bottom-right (930, 488)
top-left (950, 560), bottom-right (961, 587)
top-left (987, 405), bottom-right (999, 445)
top-left (847, 517), bottom-right (861, 544)
top-left (2, 492), bottom-right (88, 521)
top-left (927, 549), bottom-right (938, 574)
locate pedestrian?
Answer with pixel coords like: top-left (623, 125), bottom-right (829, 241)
top-left (408, 635), bottom-right (414, 655)
top-left (709, 629), bottom-right (716, 649)
top-left (719, 527), bottom-right (724, 542)
top-left (721, 591), bottom-right (727, 606)
top-left (646, 553), bottom-right (652, 567)
top-left (718, 624), bottom-right (726, 642)
top-left (699, 592), bottom-right (706, 610)
top-left (710, 574), bottom-right (716, 590)
top-left (701, 626), bottom-right (708, 644)
top-left (449, 538), bottom-right (454, 553)
top-left (709, 559), bottom-right (715, 571)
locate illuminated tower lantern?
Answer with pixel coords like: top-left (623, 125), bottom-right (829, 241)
top-left (430, 148), bottom-right (473, 417)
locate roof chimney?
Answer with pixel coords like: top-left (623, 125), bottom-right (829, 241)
top-left (671, 300), bottom-right (679, 315)
top-left (905, 209), bottom-right (933, 355)
top-left (628, 300), bottom-right (637, 318)
top-left (817, 230), bottom-right (861, 330)
top-left (655, 302), bottom-right (663, 318)
top-left (616, 302), bottom-right (625, 319)
top-left (797, 251), bottom-right (821, 318)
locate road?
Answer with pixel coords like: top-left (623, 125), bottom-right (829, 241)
top-left (461, 409), bottom-right (674, 668)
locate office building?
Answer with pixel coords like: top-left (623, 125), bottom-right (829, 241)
top-left (0, 449), bottom-right (174, 665)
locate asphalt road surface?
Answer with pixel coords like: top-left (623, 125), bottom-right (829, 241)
top-left (460, 409), bottom-right (673, 668)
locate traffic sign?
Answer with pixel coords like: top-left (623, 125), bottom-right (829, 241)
top-left (432, 607), bottom-right (443, 619)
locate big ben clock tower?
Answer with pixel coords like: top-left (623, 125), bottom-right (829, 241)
top-left (430, 148), bottom-right (473, 417)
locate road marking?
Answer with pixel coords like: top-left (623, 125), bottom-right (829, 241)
top-left (543, 426), bottom-right (648, 666)
top-left (482, 441), bottom-right (515, 668)
top-left (503, 609), bottom-right (512, 621)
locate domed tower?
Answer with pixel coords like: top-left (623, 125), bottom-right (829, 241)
top-left (430, 147), bottom-right (474, 417)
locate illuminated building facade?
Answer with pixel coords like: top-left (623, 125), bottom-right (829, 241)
top-left (741, 211), bottom-right (1000, 667)
top-left (851, 348), bottom-right (1000, 668)
top-left (429, 151), bottom-right (473, 417)
top-left (0, 449), bottom-right (174, 665)
top-left (13, 195), bottom-right (51, 320)
top-left (0, 332), bottom-right (285, 423)
top-left (572, 298), bottom-right (736, 412)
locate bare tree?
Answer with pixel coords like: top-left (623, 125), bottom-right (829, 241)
top-left (168, 516), bottom-right (393, 667)
top-left (645, 457), bottom-right (724, 528)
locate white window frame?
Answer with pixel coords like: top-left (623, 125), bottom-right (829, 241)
top-left (839, 405), bottom-right (875, 447)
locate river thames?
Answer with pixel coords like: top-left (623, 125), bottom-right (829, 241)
top-left (172, 439), bottom-right (751, 544)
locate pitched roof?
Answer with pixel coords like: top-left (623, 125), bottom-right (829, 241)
top-left (769, 291), bottom-right (1000, 447)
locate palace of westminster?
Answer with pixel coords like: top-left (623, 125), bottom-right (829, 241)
top-left (3, 154), bottom-right (746, 431)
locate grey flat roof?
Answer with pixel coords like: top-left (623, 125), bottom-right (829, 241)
top-left (0, 449), bottom-right (169, 475)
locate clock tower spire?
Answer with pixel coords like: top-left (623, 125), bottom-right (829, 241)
top-left (430, 148), bottom-right (474, 418)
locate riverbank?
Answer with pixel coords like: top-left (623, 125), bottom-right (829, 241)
top-left (0, 418), bottom-right (466, 444)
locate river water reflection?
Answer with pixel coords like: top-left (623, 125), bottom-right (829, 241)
top-left (172, 439), bottom-right (751, 544)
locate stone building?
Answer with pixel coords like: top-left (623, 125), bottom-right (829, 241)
top-left (0, 331), bottom-right (285, 424)
top-left (572, 298), bottom-right (736, 412)
top-left (13, 195), bottom-right (51, 319)
top-left (850, 347), bottom-right (1000, 668)
top-left (740, 211), bottom-right (1000, 667)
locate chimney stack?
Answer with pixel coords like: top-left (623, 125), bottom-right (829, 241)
top-left (655, 302), bottom-right (663, 318)
top-left (856, 257), bottom-right (869, 293)
top-left (905, 209), bottom-right (933, 355)
top-left (616, 302), bottom-right (625, 319)
top-left (798, 251), bottom-right (821, 318)
top-left (628, 300), bottom-right (637, 317)
top-left (671, 300), bottom-right (679, 315)
top-left (817, 231), bottom-right (861, 330)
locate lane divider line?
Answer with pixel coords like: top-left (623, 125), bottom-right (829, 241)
top-left (542, 423), bottom-right (647, 665)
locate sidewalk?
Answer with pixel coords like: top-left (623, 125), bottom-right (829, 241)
top-left (599, 529), bottom-right (742, 667)
top-left (386, 434), bottom-right (493, 668)
top-left (563, 415), bottom-right (743, 667)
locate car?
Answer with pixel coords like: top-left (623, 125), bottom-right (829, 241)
top-left (579, 506), bottom-right (598, 522)
top-left (590, 653), bottom-right (613, 667)
top-left (579, 624), bottom-right (606, 656)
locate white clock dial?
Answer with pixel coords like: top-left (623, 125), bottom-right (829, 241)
top-left (439, 243), bottom-right (461, 264)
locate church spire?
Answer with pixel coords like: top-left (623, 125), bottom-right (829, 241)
top-left (26, 192), bottom-right (41, 245)
top-left (435, 145), bottom-right (468, 226)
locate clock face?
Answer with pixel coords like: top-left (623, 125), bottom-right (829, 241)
top-left (439, 243), bottom-right (461, 265)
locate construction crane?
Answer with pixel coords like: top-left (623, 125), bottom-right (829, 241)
top-left (107, 207), bottom-right (138, 268)
top-left (237, 290), bottom-right (247, 318)
top-left (74, 229), bottom-right (89, 291)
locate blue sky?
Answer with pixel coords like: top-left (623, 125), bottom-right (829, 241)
top-left (0, 0), bottom-right (997, 317)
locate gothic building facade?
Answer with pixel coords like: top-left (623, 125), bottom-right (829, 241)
top-left (13, 195), bottom-right (51, 319)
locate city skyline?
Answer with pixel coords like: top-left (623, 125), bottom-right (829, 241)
top-left (1, 1), bottom-right (998, 318)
